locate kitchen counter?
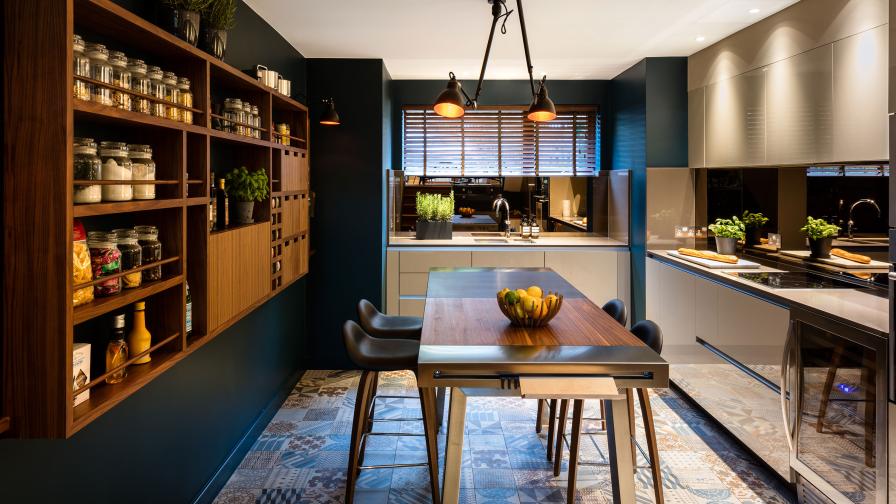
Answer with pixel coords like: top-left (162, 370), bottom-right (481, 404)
top-left (389, 233), bottom-right (626, 248)
top-left (648, 250), bottom-right (888, 337)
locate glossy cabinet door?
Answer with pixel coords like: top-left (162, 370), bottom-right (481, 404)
top-left (544, 250), bottom-right (622, 306)
top-left (705, 68), bottom-right (766, 167)
top-left (687, 87), bottom-right (705, 168)
top-left (833, 25), bottom-right (889, 162)
top-left (766, 44), bottom-right (833, 165)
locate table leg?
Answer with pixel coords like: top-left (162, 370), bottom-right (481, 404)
top-left (435, 387), bottom-right (446, 432)
top-left (442, 387), bottom-right (468, 504)
top-left (420, 387), bottom-right (442, 504)
top-left (606, 395), bottom-right (636, 504)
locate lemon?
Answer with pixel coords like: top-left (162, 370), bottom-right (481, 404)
top-left (536, 300), bottom-right (549, 318)
top-left (515, 288), bottom-right (528, 299)
top-left (526, 285), bottom-right (543, 298)
top-left (514, 304), bottom-right (526, 319)
top-left (521, 295), bottom-right (538, 314)
top-left (503, 290), bottom-right (520, 305)
top-left (498, 287), bottom-right (510, 298)
top-left (529, 297), bottom-right (543, 316)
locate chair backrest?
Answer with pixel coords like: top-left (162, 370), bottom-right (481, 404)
top-left (357, 299), bottom-right (381, 333)
top-left (343, 320), bottom-right (371, 368)
top-left (601, 298), bottom-right (628, 326)
top-left (631, 320), bottom-right (663, 354)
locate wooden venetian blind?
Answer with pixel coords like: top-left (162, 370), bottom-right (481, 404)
top-left (402, 106), bottom-right (599, 176)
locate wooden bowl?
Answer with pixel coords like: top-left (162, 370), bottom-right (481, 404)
top-left (496, 291), bottom-right (563, 327)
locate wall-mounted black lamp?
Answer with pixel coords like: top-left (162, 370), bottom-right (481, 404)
top-left (319, 98), bottom-right (340, 126)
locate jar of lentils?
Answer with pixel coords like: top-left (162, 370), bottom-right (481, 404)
top-left (147, 65), bottom-right (166, 118)
top-left (128, 58), bottom-right (151, 114)
top-left (86, 43), bottom-right (113, 106)
top-left (109, 50), bottom-right (132, 110)
top-left (73, 34), bottom-right (92, 101)
top-left (128, 144), bottom-right (156, 200)
top-left (73, 137), bottom-right (102, 204)
top-left (99, 141), bottom-right (133, 201)
top-left (135, 225), bottom-right (162, 281)
top-left (162, 71), bottom-right (179, 121)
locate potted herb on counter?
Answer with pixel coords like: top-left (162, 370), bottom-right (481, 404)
top-left (224, 166), bottom-right (269, 224)
top-left (162, 0), bottom-right (212, 46)
top-left (708, 216), bottom-right (745, 255)
top-left (415, 192), bottom-right (454, 240)
top-left (741, 211), bottom-right (769, 247)
top-left (201, 0), bottom-right (236, 59)
top-left (801, 217), bottom-right (840, 258)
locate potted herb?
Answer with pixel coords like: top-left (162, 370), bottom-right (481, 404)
top-left (415, 192), bottom-right (454, 240)
top-left (708, 216), bottom-right (745, 255)
top-left (224, 166), bottom-right (269, 224)
top-left (741, 211), bottom-right (769, 247)
top-left (162, 0), bottom-right (212, 46)
top-left (201, 0), bottom-right (236, 59)
top-left (800, 217), bottom-right (840, 258)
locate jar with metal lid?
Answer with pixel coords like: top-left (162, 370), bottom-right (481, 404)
top-left (250, 105), bottom-right (261, 138)
top-left (87, 233), bottom-right (122, 297)
top-left (99, 141), bottom-right (133, 201)
top-left (147, 66), bottom-right (166, 118)
top-left (73, 35), bottom-right (92, 101)
top-left (115, 235), bottom-right (142, 289)
top-left (162, 71), bottom-right (179, 121)
top-left (73, 137), bottom-right (102, 204)
top-left (109, 50), bottom-right (132, 110)
top-left (235, 99), bottom-right (247, 136)
top-left (128, 144), bottom-right (156, 200)
top-left (128, 58), bottom-right (151, 114)
top-left (135, 225), bottom-right (162, 281)
top-left (177, 77), bottom-right (193, 124)
top-left (86, 43), bottom-right (113, 106)
top-left (242, 101), bottom-right (253, 137)
top-left (225, 98), bottom-right (244, 135)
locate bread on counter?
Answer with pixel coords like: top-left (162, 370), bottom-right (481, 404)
top-left (830, 248), bottom-right (871, 264)
top-left (677, 248), bottom-right (739, 264)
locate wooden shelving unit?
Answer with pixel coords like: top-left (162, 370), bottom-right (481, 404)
top-left (2, 0), bottom-right (310, 438)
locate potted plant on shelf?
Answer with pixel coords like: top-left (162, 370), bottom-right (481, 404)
top-left (162, 0), bottom-right (212, 46)
top-left (801, 216), bottom-right (840, 258)
top-left (741, 210), bottom-right (769, 247)
top-left (415, 192), bottom-right (454, 240)
top-left (708, 216), bottom-right (745, 255)
top-left (201, 0), bottom-right (236, 59)
top-left (224, 166), bottom-right (269, 225)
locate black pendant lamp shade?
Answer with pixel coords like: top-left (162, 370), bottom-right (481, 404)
top-left (433, 72), bottom-right (466, 119)
top-left (320, 98), bottom-right (340, 126)
top-left (527, 78), bottom-right (556, 122)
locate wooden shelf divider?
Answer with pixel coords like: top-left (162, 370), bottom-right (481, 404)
top-left (73, 198), bottom-right (186, 217)
top-left (73, 275), bottom-right (183, 325)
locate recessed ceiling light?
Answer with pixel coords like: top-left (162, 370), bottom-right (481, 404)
top-left (696, 36), bottom-right (705, 42)
top-left (749, 8), bottom-right (760, 13)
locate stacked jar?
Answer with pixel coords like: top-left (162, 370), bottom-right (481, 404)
top-left (148, 66), bottom-right (166, 118)
top-left (86, 43), bottom-right (113, 106)
top-left (129, 58), bottom-right (151, 115)
top-left (135, 225), bottom-right (162, 281)
top-left (87, 231), bottom-right (122, 297)
top-left (109, 50), bottom-right (132, 111)
top-left (128, 144), bottom-right (156, 200)
top-left (73, 35), bottom-right (92, 101)
top-left (73, 138), bottom-right (102, 204)
top-left (99, 141), bottom-right (133, 201)
top-left (112, 229), bottom-right (142, 289)
top-left (162, 71), bottom-right (180, 121)
top-left (250, 105), bottom-right (261, 138)
top-left (177, 77), bottom-right (193, 124)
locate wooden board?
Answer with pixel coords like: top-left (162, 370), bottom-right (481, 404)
top-left (667, 251), bottom-right (761, 269)
top-left (780, 250), bottom-right (888, 269)
top-left (519, 377), bottom-right (623, 400)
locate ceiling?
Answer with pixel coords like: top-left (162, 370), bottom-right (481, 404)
top-left (245, 0), bottom-right (800, 80)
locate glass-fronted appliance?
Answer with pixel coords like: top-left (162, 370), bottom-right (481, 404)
top-left (785, 308), bottom-right (887, 503)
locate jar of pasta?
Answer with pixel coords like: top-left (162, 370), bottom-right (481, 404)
top-left (177, 77), bottom-right (193, 124)
top-left (73, 34), bottom-right (92, 101)
top-left (72, 220), bottom-right (94, 306)
top-left (128, 58), bottom-right (151, 115)
top-left (162, 71), bottom-right (179, 121)
top-left (147, 66), bottom-right (166, 118)
top-left (128, 144), bottom-right (156, 200)
top-left (109, 50), bottom-right (132, 110)
top-left (99, 141), bottom-right (133, 201)
top-left (86, 43), bottom-right (113, 106)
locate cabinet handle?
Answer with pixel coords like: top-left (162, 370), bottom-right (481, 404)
top-left (780, 320), bottom-right (795, 452)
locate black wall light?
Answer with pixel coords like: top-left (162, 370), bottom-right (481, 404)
top-left (319, 98), bottom-right (340, 126)
top-left (433, 0), bottom-right (555, 122)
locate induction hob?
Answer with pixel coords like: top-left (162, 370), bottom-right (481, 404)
top-left (726, 271), bottom-right (871, 290)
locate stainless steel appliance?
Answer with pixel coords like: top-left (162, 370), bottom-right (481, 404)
top-left (784, 308), bottom-right (887, 503)
top-left (728, 271), bottom-right (876, 290)
top-left (255, 65), bottom-right (279, 88)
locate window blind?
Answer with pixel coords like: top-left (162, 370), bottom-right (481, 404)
top-left (402, 106), bottom-right (599, 176)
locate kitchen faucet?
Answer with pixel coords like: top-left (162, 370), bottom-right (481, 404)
top-left (493, 194), bottom-right (511, 238)
top-left (847, 198), bottom-right (881, 238)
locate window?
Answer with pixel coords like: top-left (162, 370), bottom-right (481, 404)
top-left (402, 106), bottom-right (599, 176)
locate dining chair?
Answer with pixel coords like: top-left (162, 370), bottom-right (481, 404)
top-left (343, 321), bottom-right (441, 504)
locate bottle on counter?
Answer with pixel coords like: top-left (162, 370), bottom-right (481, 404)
top-left (531, 218), bottom-right (541, 239)
top-left (521, 216), bottom-right (531, 239)
top-left (215, 178), bottom-right (229, 230)
top-left (209, 181), bottom-right (218, 231)
top-left (105, 313), bottom-right (129, 384)
top-left (128, 301), bottom-right (152, 364)
top-left (185, 282), bottom-right (193, 337)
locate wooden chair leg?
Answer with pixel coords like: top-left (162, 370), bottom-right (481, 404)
top-left (347, 370), bottom-right (376, 504)
top-left (817, 343), bottom-right (843, 433)
top-left (566, 399), bottom-right (584, 504)
top-left (637, 389), bottom-right (664, 504)
top-left (599, 400), bottom-right (606, 431)
top-left (364, 371), bottom-right (380, 434)
top-left (625, 389), bottom-right (636, 471)
top-left (546, 399), bottom-right (558, 461)
top-left (535, 399), bottom-right (545, 433)
top-left (419, 386), bottom-right (442, 504)
top-left (553, 399), bottom-right (570, 476)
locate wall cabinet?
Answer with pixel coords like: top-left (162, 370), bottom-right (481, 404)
top-left (687, 88), bottom-right (705, 168)
top-left (705, 68), bottom-right (766, 167)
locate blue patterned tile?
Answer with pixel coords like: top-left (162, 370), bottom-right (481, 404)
top-left (472, 468), bottom-right (516, 488)
top-left (475, 487), bottom-right (521, 504)
top-left (468, 435), bottom-right (506, 450)
top-left (354, 489), bottom-right (389, 504)
top-left (395, 434), bottom-right (426, 451)
top-left (387, 487), bottom-right (434, 504)
top-left (471, 450), bottom-right (511, 469)
top-left (252, 434), bottom-right (290, 451)
top-left (517, 487), bottom-right (567, 503)
top-left (356, 468), bottom-right (392, 489)
top-left (257, 488), bottom-right (302, 503)
top-left (503, 435), bottom-right (543, 452)
top-left (279, 451), bottom-right (321, 469)
top-left (391, 467), bottom-right (431, 488)
top-left (365, 434), bottom-right (398, 451)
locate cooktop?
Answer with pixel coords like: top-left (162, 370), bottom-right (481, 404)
top-left (726, 271), bottom-right (870, 290)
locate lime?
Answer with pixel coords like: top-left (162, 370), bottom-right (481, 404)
top-left (503, 290), bottom-right (520, 305)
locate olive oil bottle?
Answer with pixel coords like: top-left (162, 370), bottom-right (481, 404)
top-left (215, 178), bottom-right (229, 230)
top-left (105, 313), bottom-right (129, 384)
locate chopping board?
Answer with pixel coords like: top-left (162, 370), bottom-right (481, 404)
top-left (779, 250), bottom-right (888, 269)
top-left (668, 251), bottom-right (761, 269)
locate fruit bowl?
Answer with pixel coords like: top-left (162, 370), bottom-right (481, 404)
top-left (459, 207), bottom-right (475, 218)
top-left (496, 286), bottom-right (563, 327)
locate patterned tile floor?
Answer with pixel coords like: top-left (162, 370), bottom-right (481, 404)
top-left (215, 370), bottom-right (796, 504)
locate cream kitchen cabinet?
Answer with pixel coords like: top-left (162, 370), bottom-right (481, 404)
top-left (687, 87), bottom-right (705, 168)
top-left (705, 68), bottom-right (766, 167)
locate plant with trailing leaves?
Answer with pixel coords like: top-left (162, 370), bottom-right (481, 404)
top-left (416, 191), bottom-right (454, 222)
top-left (741, 210), bottom-right (769, 228)
top-left (224, 166), bottom-right (269, 202)
top-left (163, 0), bottom-right (214, 11)
top-left (203, 0), bottom-right (237, 30)
top-left (800, 216), bottom-right (840, 239)
top-left (708, 216), bottom-right (745, 239)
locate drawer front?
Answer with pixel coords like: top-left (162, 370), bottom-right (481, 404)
top-left (399, 272), bottom-right (429, 296)
top-left (399, 250), bottom-right (471, 273)
top-left (399, 297), bottom-right (426, 317)
top-left (471, 250), bottom-right (544, 268)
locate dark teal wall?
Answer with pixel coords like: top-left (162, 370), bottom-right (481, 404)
top-left (645, 59), bottom-right (688, 168)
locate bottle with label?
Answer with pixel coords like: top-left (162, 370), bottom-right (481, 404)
top-left (128, 301), bottom-right (152, 364)
top-left (105, 313), bottom-right (129, 384)
top-left (521, 216), bottom-right (532, 239)
top-left (185, 282), bottom-right (193, 337)
top-left (209, 181), bottom-right (218, 231)
top-left (215, 178), bottom-right (229, 230)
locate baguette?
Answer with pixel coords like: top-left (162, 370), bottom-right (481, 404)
top-left (830, 248), bottom-right (871, 264)
top-left (677, 248), bottom-right (739, 264)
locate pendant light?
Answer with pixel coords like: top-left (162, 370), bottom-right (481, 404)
top-left (527, 77), bottom-right (556, 122)
top-left (319, 98), bottom-right (340, 126)
top-left (433, 73), bottom-right (466, 118)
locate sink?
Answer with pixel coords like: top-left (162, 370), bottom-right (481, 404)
top-left (474, 238), bottom-right (509, 244)
top-left (471, 232), bottom-right (504, 237)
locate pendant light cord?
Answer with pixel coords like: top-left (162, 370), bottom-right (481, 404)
top-left (469, 0), bottom-right (514, 108)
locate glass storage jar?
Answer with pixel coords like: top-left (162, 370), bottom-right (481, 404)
top-left (177, 77), bottom-right (193, 124)
top-left (99, 141), bottom-right (133, 201)
top-left (128, 58), bottom-right (151, 114)
top-left (86, 43), bottom-right (113, 106)
top-left (242, 101), bottom-right (253, 137)
top-left (225, 98), bottom-right (244, 135)
top-left (73, 137), bottom-right (102, 204)
top-left (162, 71), bottom-right (179, 121)
top-left (87, 232), bottom-right (122, 297)
top-left (235, 99), bottom-right (247, 136)
top-left (128, 144), bottom-right (156, 200)
top-left (251, 105), bottom-right (261, 138)
top-left (135, 225), bottom-right (162, 281)
top-left (115, 235), bottom-right (142, 289)
top-left (147, 65), bottom-right (166, 118)
top-left (109, 50), bottom-right (132, 111)
top-left (73, 34), bottom-right (92, 101)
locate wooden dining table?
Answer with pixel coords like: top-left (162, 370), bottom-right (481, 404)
top-left (416, 267), bottom-right (669, 504)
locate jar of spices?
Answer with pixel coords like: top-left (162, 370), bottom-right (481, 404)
top-left (73, 34), bottom-right (92, 101)
top-left (99, 141), bottom-right (133, 201)
top-left (277, 123), bottom-right (290, 146)
top-left (177, 77), bottom-right (193, 124)
top-left (162, 71), bottom-right (179, 121)
top-left (115, 234), bottom-right (142, 289)
top-left (86, 43), bottom-right (113, 106)
top-left (128, 144), bottom-right (156, 200)
top-left (135, 225), bottom-right (162, 281)
top-left (87, 232), bottom-right (122, 297)
top-left (242, 101), bottom-right (253, 137)
top-left (73, 137), bottom-right (102, 204)
top-left (223, 98), bottom-right (242, 134)
top-left (109, 50), bottom-right (132, 111)
top-left (251, 105), bottom-right (261, 138)
top-left (235, 99), bottom-right (247, 136)
top-left (128, 58), bottom-right (151, 115)
top-left (147, 66), bottom-right (166, 118)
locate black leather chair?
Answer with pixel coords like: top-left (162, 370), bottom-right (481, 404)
top-left (343, 321), bottom-right (441, 504)
top-left (357, 299), bottom-right (423, 340)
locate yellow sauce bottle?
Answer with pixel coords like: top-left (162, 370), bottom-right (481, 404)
top-left (128, 301), bottom-right (152, 364)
